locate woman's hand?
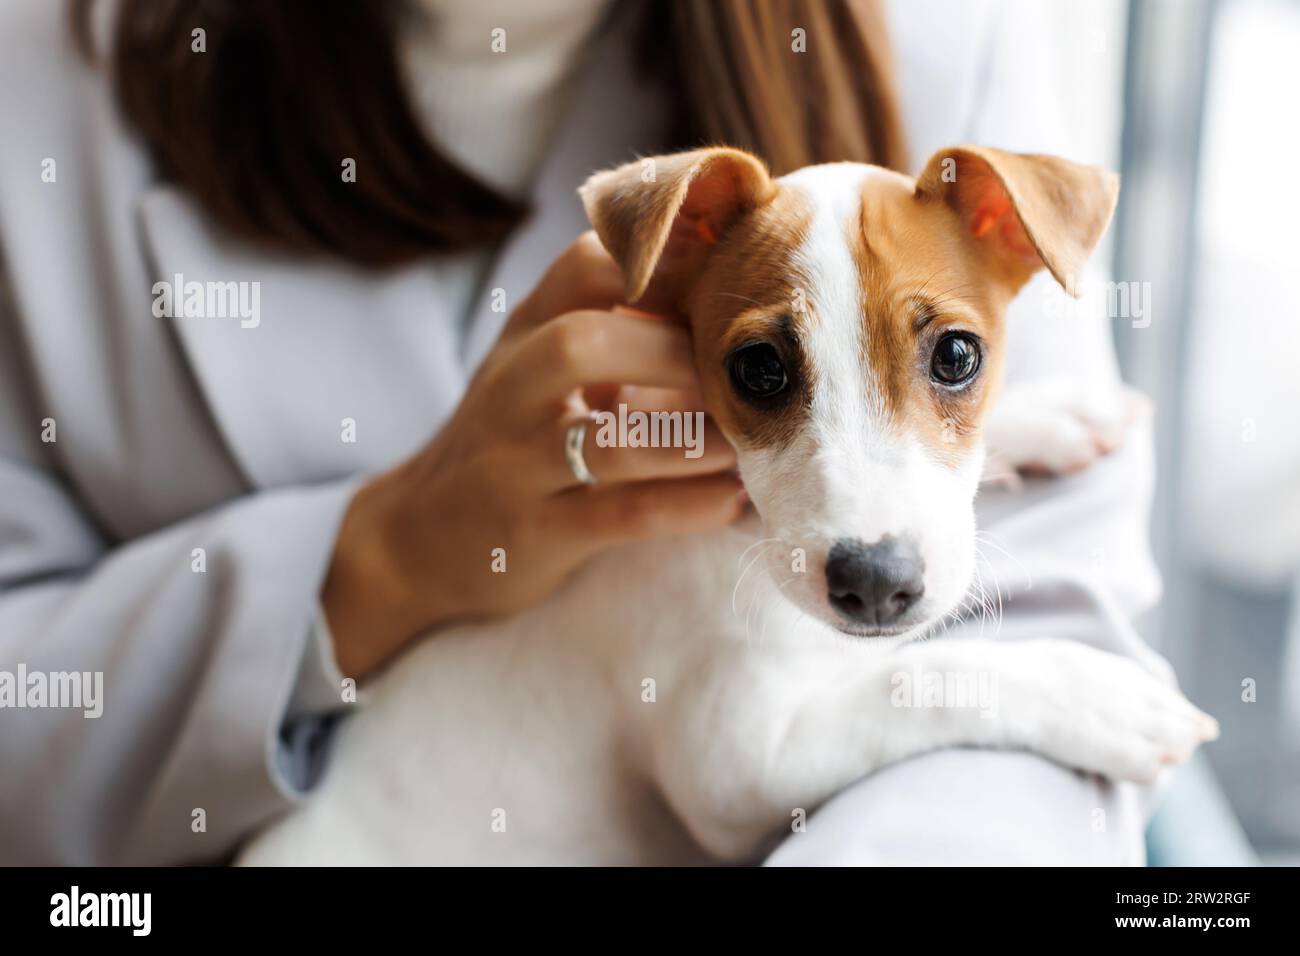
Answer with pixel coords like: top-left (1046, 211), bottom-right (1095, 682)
top-left (322, 232), bottom-right (745, 678)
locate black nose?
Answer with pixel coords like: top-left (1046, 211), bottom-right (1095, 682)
top-left (826, 537), bottom-right (925, 628)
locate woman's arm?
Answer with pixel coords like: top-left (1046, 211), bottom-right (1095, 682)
top-left (319, 234), bottom-right (745, 677)
top-left (0, 279), bottom-right (359, 863)
top-left (0, 232), bottom-right (744, 864)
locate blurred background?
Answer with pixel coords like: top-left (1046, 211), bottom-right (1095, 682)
top-left (1057, 0), bottom-right (1299, 864)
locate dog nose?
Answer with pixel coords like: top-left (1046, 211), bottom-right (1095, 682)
top-left (826, 537), bottom-right (925, 628)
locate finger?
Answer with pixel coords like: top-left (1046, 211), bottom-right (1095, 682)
top-left (595, 385), bottom-right (707, 415)
top-left (548, 473), bottom-right (748, 552)
top-left (501, 232), bottom-right (626, 340)
top-left (612, 303), bottom-right (690, 329)
top-left (582, 382), bottom-right (624, 410)
top-left (582, 384), bottom-right (706, 417)
top-left (541, 413), bottom-right (736, 493)
top-left (510, 310), bottom-right (699, 408)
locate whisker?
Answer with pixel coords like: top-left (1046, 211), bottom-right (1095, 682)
top-left (972, 563), bottom-right (991, 638)
top-left (974, 530), bottom-right (1033, 592)
top-left (737, 536), bottom-right (782, 567)
top-left (979, 546), bottom-right (1006, 634)
top-left (757, 574), bottom-right (804, 647)
top-left (732, 539), bottom-right (780, 618)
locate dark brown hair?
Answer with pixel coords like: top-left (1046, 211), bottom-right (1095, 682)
top-left (73, 0), bottom-right (907, 269)
top-left (661, 0), bottom-right (908, 177)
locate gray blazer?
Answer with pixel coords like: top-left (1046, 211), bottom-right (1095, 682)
top-left (0, 0), bottom-right (1168, 865)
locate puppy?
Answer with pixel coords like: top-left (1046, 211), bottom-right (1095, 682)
top-left (240, 145), bottom-right (1216, 865)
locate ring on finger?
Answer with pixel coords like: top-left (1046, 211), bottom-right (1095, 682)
top-left (563, 412), bottom-right (601, 486)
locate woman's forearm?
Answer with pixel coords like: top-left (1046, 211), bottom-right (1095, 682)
top-left (0, 478), bottom-right (355, 864)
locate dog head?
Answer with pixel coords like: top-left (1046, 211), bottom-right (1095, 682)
top-left (580, 146), bottom-right (1117, 637)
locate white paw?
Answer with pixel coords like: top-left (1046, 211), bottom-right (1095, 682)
top-left (999, 639), bottom-right (1218, 783)
top-left (983, 379), bottom-right (1150, 484)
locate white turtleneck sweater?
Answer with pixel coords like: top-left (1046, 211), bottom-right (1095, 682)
top-left (403, 0), bottom-right (614, 198)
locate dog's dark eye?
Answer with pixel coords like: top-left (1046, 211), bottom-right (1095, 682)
top-left (730, 342), bottom-right (788, 400)
top-left (930, 333), bottom-right (981, 387)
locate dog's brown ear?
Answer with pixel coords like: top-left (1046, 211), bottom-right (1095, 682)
top-left (915, 145), bottom-right (1119, 298)
top-left (579, 147), bottom-right (776, 304)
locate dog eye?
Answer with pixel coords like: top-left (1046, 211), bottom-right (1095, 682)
top-left (729, 342), bottom-right (788, 400)
top-left (930, 332), bottom-right (981, 387)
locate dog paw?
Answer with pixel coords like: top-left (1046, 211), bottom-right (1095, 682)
top-left (1000, 639), bottom-right (1218, 783)
top-left (983, 379), bottom-right (1150, 484)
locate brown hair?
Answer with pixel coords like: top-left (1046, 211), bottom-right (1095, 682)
top-left (659, 0), bottom-right (908, 177)
top-left (73, 0), bottom-right (907, 269)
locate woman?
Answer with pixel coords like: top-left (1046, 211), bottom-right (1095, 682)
top-left (0, 0), bottom-right (1161, 863)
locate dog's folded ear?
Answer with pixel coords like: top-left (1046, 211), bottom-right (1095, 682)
top-left (915, 146), bottom-right (1119, 298)
top-left (579, 147), bottom-right (776, 304)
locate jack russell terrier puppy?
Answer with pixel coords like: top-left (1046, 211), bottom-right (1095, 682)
top-left (240, 145), bottom-right (1217, 865)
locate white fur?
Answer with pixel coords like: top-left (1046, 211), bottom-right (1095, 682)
top-left (240, 516), bottom-right (1210, 865)
top-left (238, 167), bottom-right (1211, 867)
top-left (741, 165), bottom-right (980, 631)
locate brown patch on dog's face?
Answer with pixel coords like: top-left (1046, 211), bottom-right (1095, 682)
top-left (685, 187), bottom-right (816, 453)
top-left (684, 171), bottom-right (1014, 468)
top-left (850, 174), bottom-right (1011, 466)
